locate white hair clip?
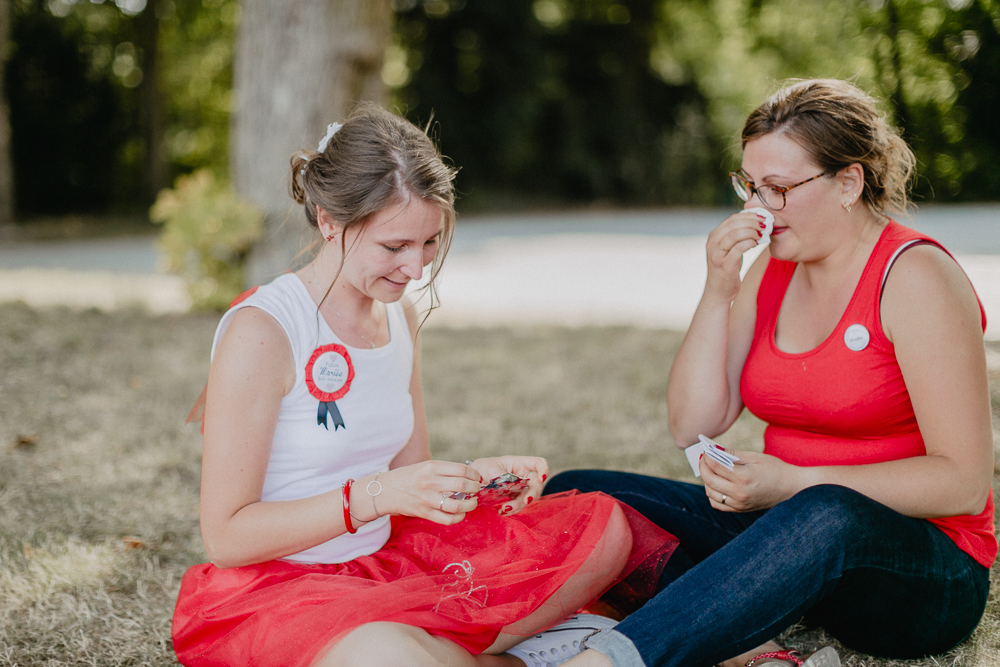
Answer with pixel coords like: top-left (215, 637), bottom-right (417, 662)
top-left (317, 122), bottom-right (343, 153)
top-left (297, 151), bottom-right (311, 176)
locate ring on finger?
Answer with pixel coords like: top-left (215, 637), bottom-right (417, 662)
top-left (439, 495), bottom-right (447, 511)
top-left (721, 494), bottom-right (727, 505)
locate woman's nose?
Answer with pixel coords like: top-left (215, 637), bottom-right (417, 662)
top-left (400, 250), bottom-right (423, 280)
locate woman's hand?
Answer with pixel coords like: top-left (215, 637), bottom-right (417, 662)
top-left (468, 455), bottom-right (549, 515)
top-left (700, 449), bottom-right (804, 512)
top-left (375, 460), bottom-right (482, 525)
top-left (704, 210), bottom-right (768, 305)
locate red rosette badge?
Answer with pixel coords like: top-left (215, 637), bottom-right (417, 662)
top-left (305, 344), bottom-right (355, 430)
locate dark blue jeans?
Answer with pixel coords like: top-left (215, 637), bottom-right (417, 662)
top-left (544, 470), bottom-right (990, 667)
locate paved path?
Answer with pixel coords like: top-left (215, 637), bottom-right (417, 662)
top-left (1, 206), bottom-right (998, 339)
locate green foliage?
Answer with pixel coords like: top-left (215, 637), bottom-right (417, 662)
top-left (8, 0), bottom-right (238, 215)
top-left (157, 0), bottom-right (239, 175)
top-left (7, 0), bottom-right (136, 214)
top-left (647, 0), bottom-right (1000, 201)
top-left (150, 170), bottom-right (262, 311)
top-left (9, 0), bottom-right (1000, 216)
top-left (392, 0), bottom-right (1000, 206)
top-left (393, 0), bottom-right (721, 208)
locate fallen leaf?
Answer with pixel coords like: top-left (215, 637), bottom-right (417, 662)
top-left (12, 434), bottom-right (38, 450)
top-left (22, 543), bottom-right (47, 559)
top-left (121, 536), bottom-right (149, 550)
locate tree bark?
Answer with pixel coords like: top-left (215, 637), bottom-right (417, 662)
top-left (232, 0), bottom-right (391, 286)
top-left (0, 0), bottom-right (14, 225)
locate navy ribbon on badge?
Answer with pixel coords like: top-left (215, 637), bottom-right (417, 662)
top-left (317, 400), bottom-right (346, 430)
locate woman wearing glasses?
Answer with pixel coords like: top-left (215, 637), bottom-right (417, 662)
top-left (546, 79), bottom-right (995, 667)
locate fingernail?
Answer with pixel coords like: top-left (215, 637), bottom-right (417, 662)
top-left (759, 221), bottom-right (766, 228)
top-left (699, 453), bottom-right (704, 460)
top-left (480, 476), bottom-right (484, 483)
top-left (541, 474), bottom-right (547, 482)
top-left (757, 230), bottom-right (762, 237)
top-left (503, 505), bottom-right (512, 513)
top-left (526, 496), bottom-right (534, 504)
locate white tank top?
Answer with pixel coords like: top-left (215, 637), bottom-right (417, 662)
top-left (211, 273), bottom-right (415, 564)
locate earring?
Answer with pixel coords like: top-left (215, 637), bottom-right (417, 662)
top-left (325, 235), bottom-right (334, 242)
top-left (842, 200), bottom-right (853, 212)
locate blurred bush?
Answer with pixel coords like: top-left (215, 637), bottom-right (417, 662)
top-left (150, 170), bottom-right (262, 311)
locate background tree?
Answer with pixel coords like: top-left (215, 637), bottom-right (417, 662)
top-left (3, 0), bottom-right (997, 224)
top-left (393, 0), bottom-right (719, 208)
top-left (0, 0), bottom-right (11, 225)
top-left (7, 0), bottom-right (131, 215)
top-left (233, 0), bottom-right (392, 285)
top-left (4, 0), bottom-right (236, 217)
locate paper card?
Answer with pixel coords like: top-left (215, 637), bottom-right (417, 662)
top-left (684, 442), bottom-right (706, 477)
top-left (698, 434), bottom-right (739, 471)
top-left (684, 435), bottom-right (740, 476)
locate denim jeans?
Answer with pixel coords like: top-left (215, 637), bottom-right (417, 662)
top-left (544, 471), bottom-right (990, 667)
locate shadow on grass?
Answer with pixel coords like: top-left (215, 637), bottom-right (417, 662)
top-left (0, 303), bottom-right (997, 665)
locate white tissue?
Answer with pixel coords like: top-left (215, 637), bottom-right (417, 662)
top-left (746, 207), bottom-right (774, 247)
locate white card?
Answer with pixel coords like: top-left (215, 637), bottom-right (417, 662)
top-left (684, 442), bottom-right (706, 477)
top-left (698, 434), bottom-right (739, 471)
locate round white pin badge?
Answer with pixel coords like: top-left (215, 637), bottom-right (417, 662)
top-left (844, 324), bottom-right (870, 352)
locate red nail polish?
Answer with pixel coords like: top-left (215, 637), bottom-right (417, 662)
top-left (526, 496), bottom-right (534, 504)
top-left (480, 476), bottom-right (484, 483)
top-left (759, 221), bottom-right (766, 228)
top-left (503, 505), bottom-right (512, 513)
top-left (541, 474), bottom-right (547, 482)
top-left (757, 230), bottom-right (762, 237)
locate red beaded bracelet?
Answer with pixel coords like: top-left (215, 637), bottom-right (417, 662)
top-left (342, 479), bottom-right (357, 534)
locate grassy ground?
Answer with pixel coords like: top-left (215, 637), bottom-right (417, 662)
top-left (0, 302), bottom-right (998, 666)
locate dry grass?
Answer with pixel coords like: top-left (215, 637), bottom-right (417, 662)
top-left (0, 303), bottom-right (997, 665)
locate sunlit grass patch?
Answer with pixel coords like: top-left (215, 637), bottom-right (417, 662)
top-left (0, 302), bottom-right (997, 666)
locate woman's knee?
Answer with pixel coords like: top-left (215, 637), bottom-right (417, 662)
top-left (774, 484), bottom-right (882, 542)
top-left (555, 499), bottom-right (634, 602)
top-left (315, 622), bottom-right (456, 667)
top-left (598, 501), bottom-right (633, 572)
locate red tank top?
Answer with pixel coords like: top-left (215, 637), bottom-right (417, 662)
top-left (740, 221), bottom-right (996, 567)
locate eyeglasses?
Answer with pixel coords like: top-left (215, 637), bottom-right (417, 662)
top-left (729, 169), bottom-right (830, 211)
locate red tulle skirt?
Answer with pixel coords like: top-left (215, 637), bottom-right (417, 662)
top-left (172, 491), bottom-right (677, 667)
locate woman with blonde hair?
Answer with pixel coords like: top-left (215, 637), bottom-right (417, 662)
top-left (171, 104), bottom-right (676, 667)
top-left (547, 79), bottom-right (995, 667)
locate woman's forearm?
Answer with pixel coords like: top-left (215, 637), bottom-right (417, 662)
top-left (794, 454), bottom-right (992, 519)
top-left (668, 238), bottom-right (766, 448)
top-left (203, 473), bottom-right (382, 568)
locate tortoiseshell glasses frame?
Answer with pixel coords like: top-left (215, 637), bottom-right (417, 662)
top-left (729, 169), bottom-right (831, 211)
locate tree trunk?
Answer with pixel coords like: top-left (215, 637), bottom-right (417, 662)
top-left (0, 0), bottom-right (13, 225)
top-left (233, 0), bottom-right (391, 286)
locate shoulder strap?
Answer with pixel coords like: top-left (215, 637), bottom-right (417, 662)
top-left (877, 227), bottom-right (986, 333)
top-left (879, 239), bottom-right (941, 298)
